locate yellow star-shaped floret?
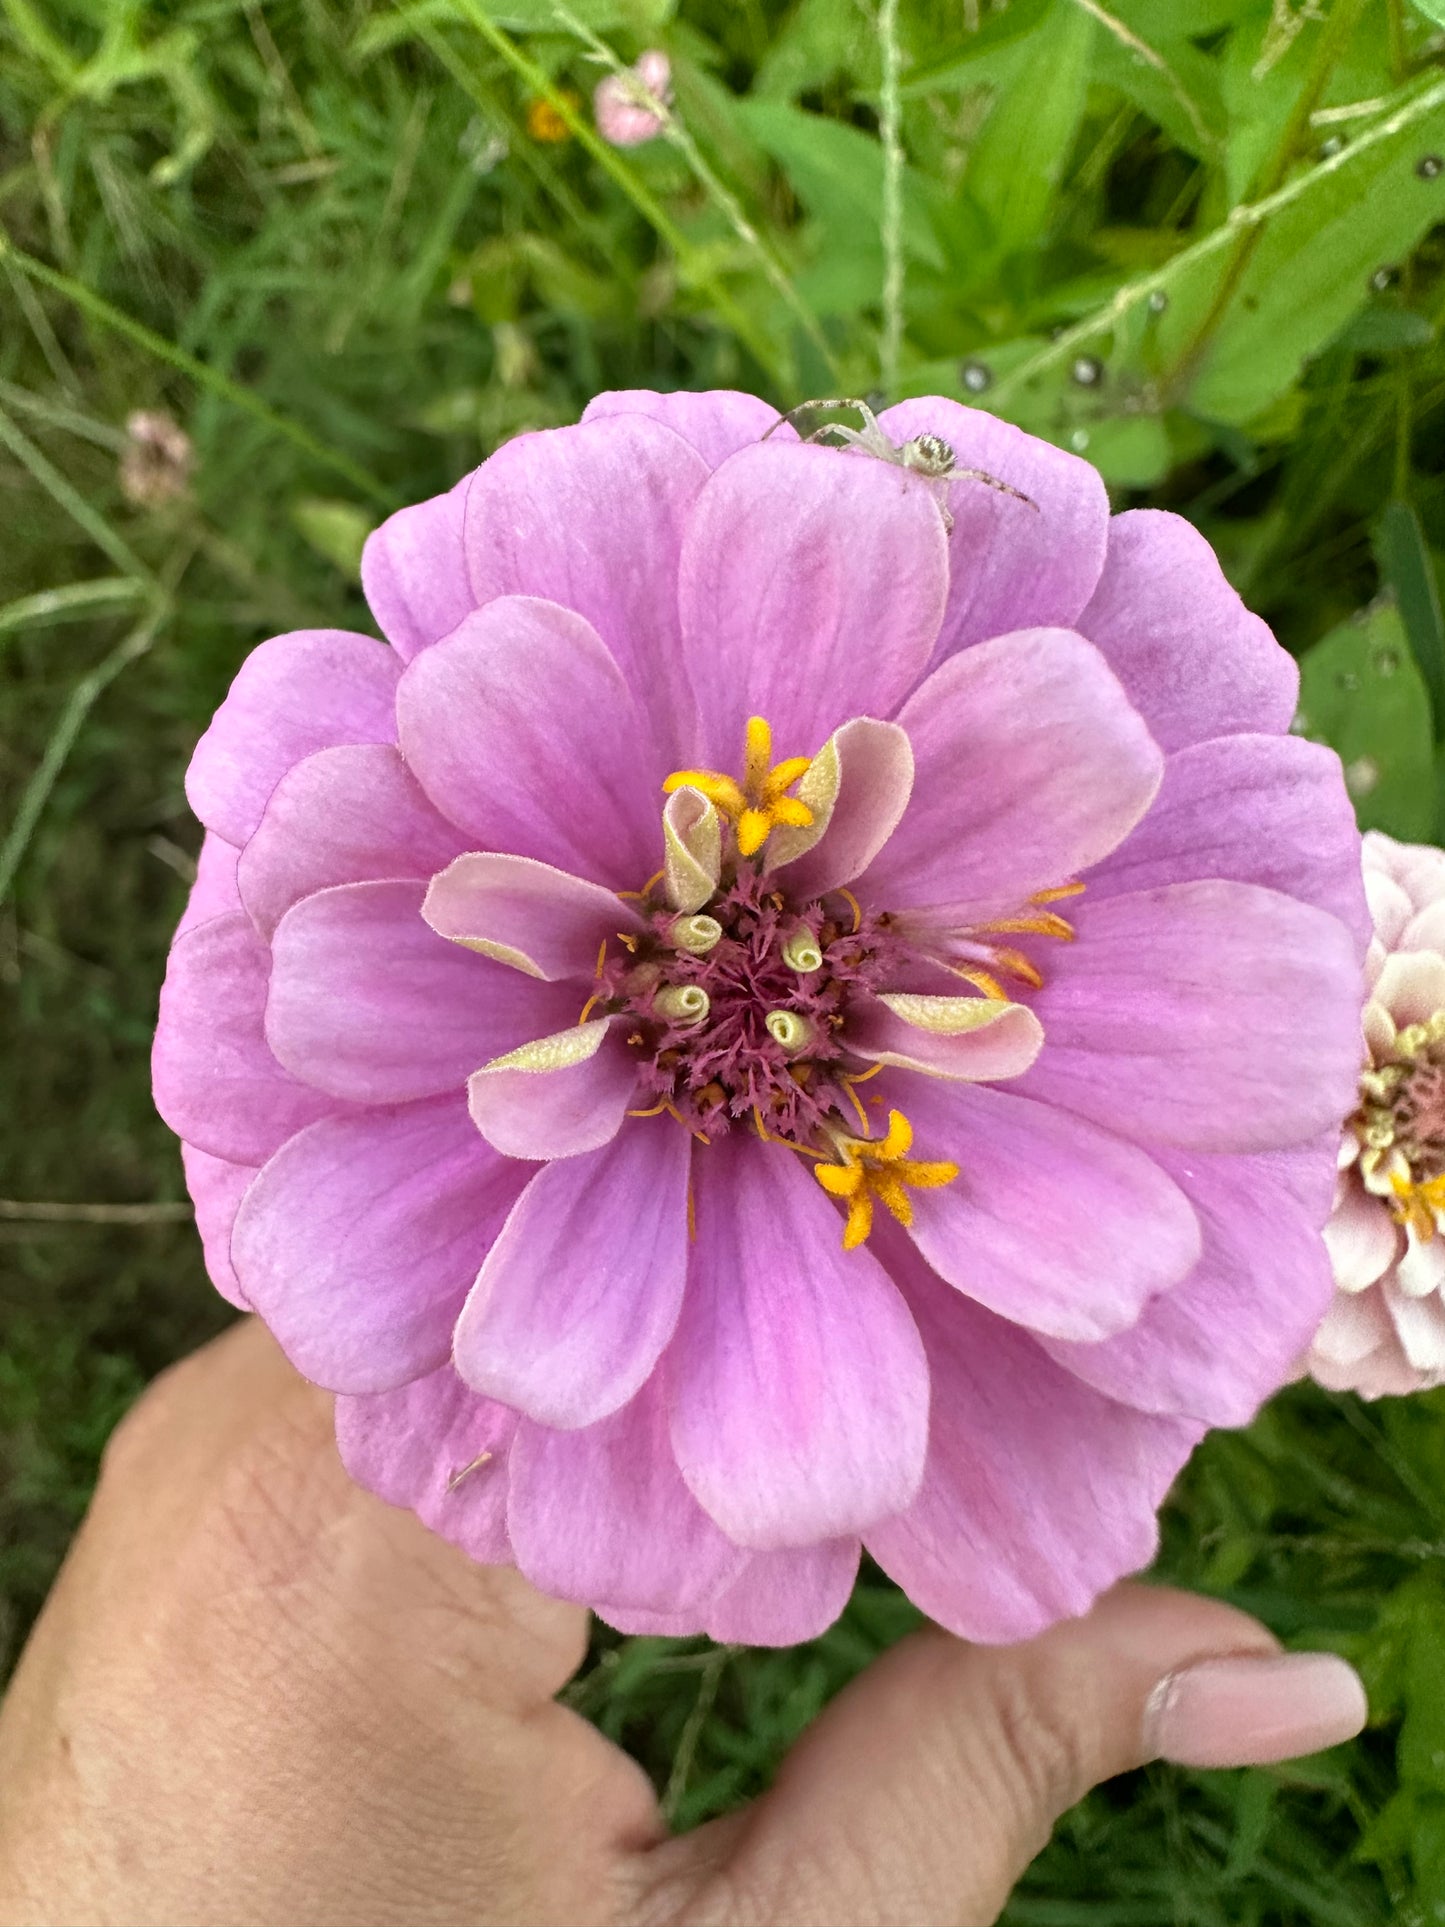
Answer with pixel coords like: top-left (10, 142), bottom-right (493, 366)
top-left (664, 715), bottom-right (814, 859)
top-left (813, 1108), bottom-right (960, 1250)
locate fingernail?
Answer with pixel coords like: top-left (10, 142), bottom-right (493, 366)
top-left (1144, 1652), bottom-right (1368, 1769)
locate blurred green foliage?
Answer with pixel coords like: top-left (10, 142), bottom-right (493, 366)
top-left (4, 0), bottom-right (1445, 1917)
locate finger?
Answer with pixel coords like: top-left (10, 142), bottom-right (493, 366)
top-left (649, 1582), bottom-right (1366, 1927)
top-left (0, 1320), bottom-right (662, 1927)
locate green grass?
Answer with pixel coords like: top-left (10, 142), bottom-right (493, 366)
top-left (4, 0), bottom-right (1445, 1917)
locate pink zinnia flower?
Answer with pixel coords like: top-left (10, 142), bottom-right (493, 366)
top-left (594, 50), bottom-right (671, 148)
top-left (1309, 831), bottom-right (1445, 1397)
top-left (153, 390), bottom-right (1367, 1646)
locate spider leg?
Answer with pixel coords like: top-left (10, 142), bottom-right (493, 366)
top-left (952, 466), bottom-right (1039, 512)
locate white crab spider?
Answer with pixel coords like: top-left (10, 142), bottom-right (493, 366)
top-left (762, 396), bottom-right (1037, 531)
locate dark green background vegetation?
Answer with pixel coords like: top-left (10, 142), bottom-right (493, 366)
top-left (5, 0), bottom-right (1445, 1916)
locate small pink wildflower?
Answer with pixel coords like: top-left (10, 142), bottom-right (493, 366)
top-left (1309, 831), bottom-right (1445, 1397)
top-left (154, 391), bottom-right (1366, 1646)
top-left (594, 50), bottom-right (671, 148)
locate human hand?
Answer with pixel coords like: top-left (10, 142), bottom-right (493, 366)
top-left (0, 1321), bottom-right (1367, 1927)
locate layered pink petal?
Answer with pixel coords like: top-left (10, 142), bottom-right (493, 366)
top-left (1084, 734), bottom-right (1369, 955)
top-left (595, 1540), bottom-right (862, 1645)
top-left (467, 1019), bottom-right (639, 1159)
top-left (668, 1135), bottom-right (929, 1549)
top-left (1324, 1186), bottom-right (1400, 1293)
top-left (463, 416), bottom-right (709, 761)
top-left (360, 476), bottom-right (474, 663)
top-left (453, 1123), bottom-right (690, 1427)
top-left (866, 1234), bottom-right (1201, 1644)
top-left (879, 399), bottom-right (1109, 660)
top-left (1076, 510), bottom-right (1297, 753)
top-left (238, 744), bottom-right (468, 940)
top-left (185, 631), bottom-right (400, 847)
top-left (860, 629), bottom-right (1162, 921)
top-left (180, 1142), bottom-right (255, 1308)
top-left (1041, 1146), bottom-right (1335, 1425)
top-left (770, 718), bottom-right (914, 896)
top-left (581, 387), bottom-right (786, 471)
top-left (152, 911), bottom-right (345, 1165)
top-left (678, 442), bottom-right (948, 767)
top-left (397, 597), bottom-right (660, 887)
top-left (176, 830), bottom-right (242, 937)
top-left (1016, 881), bottom-right (1363, 1153)
top-left (849, 994), bottom-right (1043, 1081)
top-left (508, 1377), bottom-right (746, 1613)
top-left (266, 880), bottom-right (574, 1103)
top-left (233, 1096), bottom-right (528, 1393)
top-left (335, 1367), bottom-right (516, 1565)
top-left (897, 1077), bottom-right (1201, 1341)
top-left (423, 853), bottom-right (642, 982)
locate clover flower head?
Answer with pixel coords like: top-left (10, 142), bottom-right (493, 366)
top-left (154, 389), bottom-right (1366, 1645)
top-left (1308, 831), bottom-right (1445, 1398)
top-left (594, 50), bottom-right (671, 148)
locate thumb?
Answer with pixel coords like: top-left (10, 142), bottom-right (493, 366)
top-left (655, 1583), bottom-right (1367, 1927)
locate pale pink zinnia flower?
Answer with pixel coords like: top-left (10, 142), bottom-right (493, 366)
top-left (1309, 831), bottom-right (1445, 1397)
top-left (153, 390), bottom-right (1366, 1646)
top-left (594, 50), bottom-right (671, 147)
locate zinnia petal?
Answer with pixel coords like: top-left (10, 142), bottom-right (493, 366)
top-left (452, 1122), bottom-right (690, 1427)
top-left (1084, 733), bottom-right (1370, 955)
top-left (267, 880), bottom-right (576, 1103)
top-left (897, 1077), bottom-right (1201, 1341)
top-left (463, 415), bottom-right (709, 762)
top-left (360, 476), bottom-right (474, 663)
top-left (866, 1233), bottom-right (1201, 1644)
top-left (335, 1367), bottom-right (516, 1566)
top-left (152, 911), bottom-right (345, 1165)
top-left (467, 1019), bottom-right (639, 1159)
top-left (423, 852), bottom-right (643, 982)
top-left (678, 440), bottom-right (948, 766)
top-left (185, 630), bottom-right (400, 847)
top-left (508, 1376), bottom-right (746, 1613)
top-left (668, 1134), bottom-right (929, 1549)
top-left (1018, 881), bottom-right (1363, 1152)
top-left (396, 596), bottom-right (661, 887)
top-left (581, 387), bottom-right (787, 471)
top-left (1076, 509), bottom-right (1297, 752)
top-left (238, 744), bottom-right (467, 940)
top-left (878, 398), bottom-right (1110, 658)
top-left (181, 1142), bottom-right (256, 1308)
top-left (860, 628), bottom-right (1163, 921)
top-left (233, 1095), bottom-right (529, 1393)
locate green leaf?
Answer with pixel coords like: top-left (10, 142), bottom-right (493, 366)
top-left (1375, 502), bottom-right (1445, 743)
top-left (1409, 0), bottom-right (1445, 26)
top-left (1089, 23), bottom-right (1224, 161)
top-left (290, 498), bottom-right (373, 579)
top-left (1180, 82), bottom-right (1445, 424)
top-left (898, 0), bottom-right (1054, 93)
top-left (963, 3), bottom-right (1093, 254)
top-left (1296, 605), bottom-right (1434, 838)
top-left (733, 98), bottom-right (945, 272)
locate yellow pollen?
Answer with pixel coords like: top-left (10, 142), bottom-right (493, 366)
top-left (814, 1108), bottom-right (960, 1250)
top-left (1031, 881), bottom-right (1086, 904)
top-left (1389, 1169), bottom-right (1445, 1241)
top-left (664, 714), bottom-right (814, 859)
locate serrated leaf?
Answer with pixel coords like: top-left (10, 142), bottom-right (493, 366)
top-left (1296, 605), bottom-right (1434, 838)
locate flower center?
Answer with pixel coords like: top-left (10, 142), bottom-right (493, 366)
top-left (1356, 1009), bottom-right (1445, 1237)
top-left (599, 864), bottom-right (900, 1143)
